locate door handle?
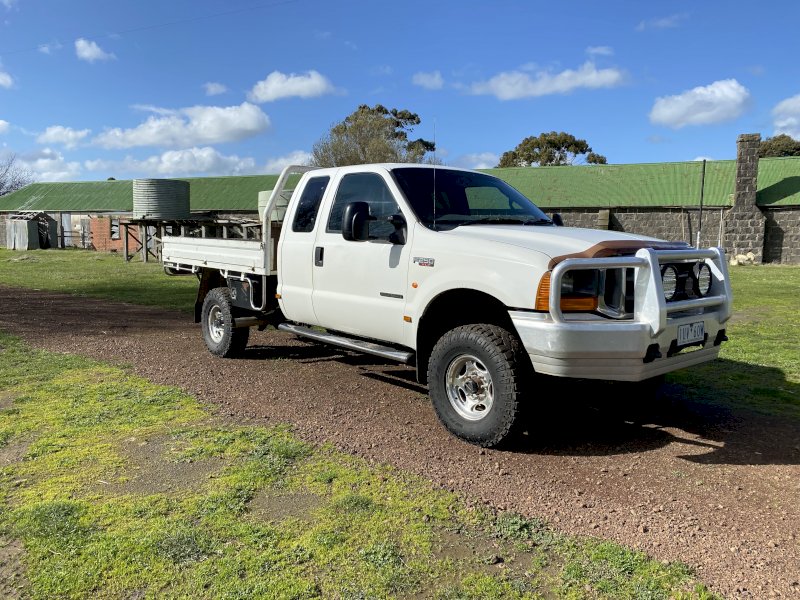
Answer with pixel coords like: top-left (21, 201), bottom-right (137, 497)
top-left (314, 246), bottom-right (324, 267)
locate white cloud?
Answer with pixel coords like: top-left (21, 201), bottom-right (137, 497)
top-left (38, 42), bottom-right (62, 54)
top-left (0, 119), bottom-right (9, 134)
top-left (83, 147), bottom-right (314, 177)
top-left (1, 0), bottom-right (17, 9)
top-left (263, 150), bottom-right (312, 173)
top-left (412, 70), bottom-right (444, 90)
top-left (0, 68), bottom-right (13, 89)
top-left (85, 147), bottom-right (258, 177)
top-left (471, 62), bottom-right (624, 100)
top-left (772, 93), bottom-right (800, 139)
top-left (453, 152), bottom-right (499, 170)
top-left (93, 102), bottom-right (270, 149)
top-left (586, 46), bottom-right (613, 56)
top-left (75, 38), bottom-right (115, 63)
top-left (130, 104), bottom-right (176, 116)
top-left (18, 148), bottom-right (81, 181)
top-left (635, 13), bottom-right (688, 31)
top-left (247, 70), bottom-right (335, 103)
top-left (37, 125), bottom-right (91, 149)
top-left (649, 79), bottom-right (750, 128)
top-left (693, 156), bottom-right (714, 162)
top-left (203, 82), bottom-right (227, 96)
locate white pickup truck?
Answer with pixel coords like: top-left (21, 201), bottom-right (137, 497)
top-left (162, 163), bottom-right (732, 447)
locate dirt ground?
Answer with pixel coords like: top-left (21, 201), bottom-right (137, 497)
top-left (0, 287), bottom-right (798, 598)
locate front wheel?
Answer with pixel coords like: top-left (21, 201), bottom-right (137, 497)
top-left (201, 287), bottom-right (250, 357)
top-left (427, 324), bottom-right (528, 448)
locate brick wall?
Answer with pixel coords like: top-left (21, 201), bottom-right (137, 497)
top-left (90, 216), bottom-right (137, 253)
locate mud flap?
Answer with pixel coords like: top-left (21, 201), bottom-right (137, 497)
top-left (195, 269), bottom-right (222, 323)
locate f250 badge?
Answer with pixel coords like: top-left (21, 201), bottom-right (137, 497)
top-left (413, 257), bottom-right (435, 267)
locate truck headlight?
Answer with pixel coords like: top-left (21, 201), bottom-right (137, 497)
top-left (535, 270), bottom-right (599, 312)
top-left (661, 265), bottom-right (679, 301)
top-left (694, 262), bottom-right (712, 296)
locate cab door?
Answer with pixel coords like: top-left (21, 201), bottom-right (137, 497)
top-left (310, 171), bottom-right (411, 344)
top-left (278, 175), bottom-right (331, 325)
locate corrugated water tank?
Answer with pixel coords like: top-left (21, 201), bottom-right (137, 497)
top-left (132, 179), bottom-right (190, 220)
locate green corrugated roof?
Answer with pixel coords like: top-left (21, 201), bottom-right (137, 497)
top-left (754, 157), bottom-right (800, 206)
top-left (181, 174), bottom-right (301, 210)
top-left (2, 157), bottom-right (799, 213)
top-left (483, 161), bottom-right (738, 208)
top-left (0, 180), bottom-right (134, 212)
top-left (0, 174), bottom-right (302, 213)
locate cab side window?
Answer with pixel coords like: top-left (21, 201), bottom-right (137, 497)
top-left (292, 176), bottom-right (330, 233)
top-left (327, 173), bottom-right (399, 238)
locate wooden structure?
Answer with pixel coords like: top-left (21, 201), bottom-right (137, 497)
top-left (121, 217), bottom-right (263, 263)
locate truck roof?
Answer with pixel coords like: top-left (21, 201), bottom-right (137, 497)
top-left (305, 163), bottom-right (482, 176)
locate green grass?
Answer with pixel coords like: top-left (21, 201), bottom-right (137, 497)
top-left (0, 248), bottom-right (197, 312)
top-left (670, 264), bottom-right (800, 418)
top-left (0, 331), bottom-right (715, 599)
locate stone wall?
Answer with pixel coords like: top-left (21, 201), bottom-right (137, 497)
top-left (553, 207), bottom-right (728, 249)
top-left (764, 207), bottom-right (800, 264)
top-left (553, 204), bottom-right (796, 264)
top-left (723, 134), bottom-right (766, 261)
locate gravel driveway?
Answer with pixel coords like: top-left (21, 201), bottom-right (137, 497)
top-left (0, 287), bottom-right (798, 598)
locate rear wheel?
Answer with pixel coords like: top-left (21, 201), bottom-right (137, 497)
top-left (428, 324), bottom-right (527, 447)
top-left (201, 287), bottom-right (250, 357)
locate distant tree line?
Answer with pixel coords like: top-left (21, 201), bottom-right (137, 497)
top-left (310, 106), bottom-right (608, 168)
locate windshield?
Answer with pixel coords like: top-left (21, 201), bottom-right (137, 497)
top-left (391, 167), bottom-right (552, 230)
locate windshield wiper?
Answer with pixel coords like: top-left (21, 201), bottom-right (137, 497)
top-left (457, 217), bottom-right (552, 226)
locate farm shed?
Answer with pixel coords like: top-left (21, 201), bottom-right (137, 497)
top-left (0, 174), bottom-right (292, 252)
top-left (4, 212), bottom-right (57, 250)
top-left (1, 138), bottom-right (799, 263)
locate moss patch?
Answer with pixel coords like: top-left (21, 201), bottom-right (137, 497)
top-left (0, 330), bottom-right (716, 599)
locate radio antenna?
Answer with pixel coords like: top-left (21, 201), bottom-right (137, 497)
top-left (432, 119), bottom-right (437, 230)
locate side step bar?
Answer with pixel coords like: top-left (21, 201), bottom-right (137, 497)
top-left (277, 323), bottom-right (414, 364)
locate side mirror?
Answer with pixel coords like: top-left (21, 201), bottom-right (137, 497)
top-left (552, 213), bottom-right (564, 227)
top-left (342, 201), bottom-right (375, 241)
top-left (387, 213), bottom-right (407, 245)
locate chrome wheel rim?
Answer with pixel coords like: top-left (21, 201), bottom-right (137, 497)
top-left (445, 354), bottom-right (494, 421)
top-left (208, 305), bottom-right (224, 343)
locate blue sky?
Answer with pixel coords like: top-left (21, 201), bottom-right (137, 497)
top-left (1, 0), bottom-right (799, 182)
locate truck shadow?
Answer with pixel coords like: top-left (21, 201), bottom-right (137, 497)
top-left (247, 341), bottom-right (429, 394)
top-left (512, 359), bottom-right (800, 466)
top-left (244, 341), bottom-right (799, 467)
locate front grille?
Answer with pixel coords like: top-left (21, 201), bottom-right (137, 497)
top-left (599, 261), bottom-right (705, 319)
top-left (599, 267), bottom-right (635, 318)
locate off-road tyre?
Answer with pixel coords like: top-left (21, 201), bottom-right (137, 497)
top-left (427, 324), bottom-right (528, 448)
top-left (201, 287), bottom-right (250, 358)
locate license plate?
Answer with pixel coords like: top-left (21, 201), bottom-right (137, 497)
top-left (677, 321), bottom-right (705, 346)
